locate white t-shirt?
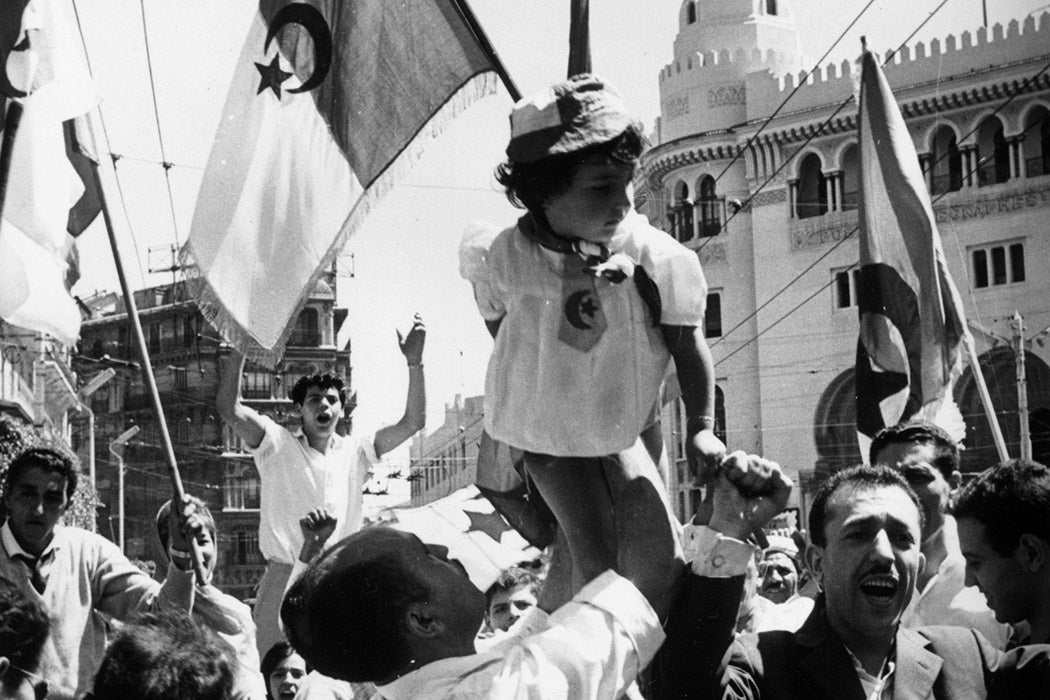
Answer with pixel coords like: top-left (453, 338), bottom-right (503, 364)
top-left (463, 211), bottom-right (707, 456)
top-left (253, 415), bottom-right (376, 563)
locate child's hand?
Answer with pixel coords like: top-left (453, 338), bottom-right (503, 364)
top-left (687, 428), bottom-right (727, 484)
top-left (299, 509), bottom-right (338, 563)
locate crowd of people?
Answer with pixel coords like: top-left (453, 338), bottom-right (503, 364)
top-left (2, 74), bottom-right (1050, 698)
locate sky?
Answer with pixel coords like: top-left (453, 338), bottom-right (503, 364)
top-left (65, 0), bottom-right (1048, 462)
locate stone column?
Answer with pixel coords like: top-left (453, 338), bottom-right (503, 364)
top-left (788, 179), bottom-right (797, 218)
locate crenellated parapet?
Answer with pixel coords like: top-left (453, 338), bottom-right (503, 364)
top-left (746, 12), bottom-right (1050, 121)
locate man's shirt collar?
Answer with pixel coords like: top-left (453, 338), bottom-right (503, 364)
top-left (1, 520), bottom-right (62, 561)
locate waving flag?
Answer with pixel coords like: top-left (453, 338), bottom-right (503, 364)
top-left (377, 485), bottom-right (539, 591)
top-left (854, 49), bottom-right (968, 447)
top-left (181, 0), bottom-right (501, 364)
top-left (0, 0), bottom-right (99, 345)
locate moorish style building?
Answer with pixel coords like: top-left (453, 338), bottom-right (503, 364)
top-left (641, 1), bottom-right (1050, 522)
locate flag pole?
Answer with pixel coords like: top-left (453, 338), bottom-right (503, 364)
top-left (87, 111), bottom-right (207, 584)
top-left (450, 0), bottom-right (521, 101)
top-left (0, 103), bottom-right (23, 223)
top-left (567, 0), bottom-right (591, 76)
top-left (962, 333), bottom-right (1010, 461)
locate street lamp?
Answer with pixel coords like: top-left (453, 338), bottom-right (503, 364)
top-left (76, 368), bottom-right (116, 531)
top-left (109, 425), bottom-right (139, 553)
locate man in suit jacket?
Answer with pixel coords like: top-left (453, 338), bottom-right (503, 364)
top-left (654, 464), bottom-right (1050, 699)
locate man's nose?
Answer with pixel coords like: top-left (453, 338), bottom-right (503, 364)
top-left (871, 530), bottom-right (894, 561)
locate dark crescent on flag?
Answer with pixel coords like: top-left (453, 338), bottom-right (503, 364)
top-left (265, 3), bottom-right (332, 94)
top-left (564, 290), bottom-right (595, 330)
top-left (0, 0), bottom-right (31, 99)
top-left (855, 262), bottom-right (923, 438)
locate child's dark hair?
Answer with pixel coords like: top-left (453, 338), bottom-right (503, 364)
top-left (289, 374), bottom-right (347, 407)
top-left (495, 121), bottom-right (647, 213)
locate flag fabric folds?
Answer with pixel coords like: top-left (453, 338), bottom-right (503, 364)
top-left (378, 485), bottom-right (539, 592)
top-left (0, 0), bottom-right (99, 345)
top-left (181, 0), bottom-right (499, 364)
top-left (854, 49), bottom-right (968, 446)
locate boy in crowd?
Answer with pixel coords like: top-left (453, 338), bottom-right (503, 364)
top-left (217, 315), bottom-right (426, 655)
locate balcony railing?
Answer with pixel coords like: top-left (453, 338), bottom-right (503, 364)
top-left (1027, 155), bottom-right (1049, 178)
top-left (930, 172), bottom-right (962, 195)
top-left (976, 163), bottom-right (1010, 187)
top-left (287, 330), bottom-right (321, 347)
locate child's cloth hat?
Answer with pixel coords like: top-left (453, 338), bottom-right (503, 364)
top-left (506, 74), bottom-right (632, 163)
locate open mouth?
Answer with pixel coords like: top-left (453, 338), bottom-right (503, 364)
top-left (315, 414), bottom-right (332, 425)
top-left (858, 575), bottom-right (899, 601)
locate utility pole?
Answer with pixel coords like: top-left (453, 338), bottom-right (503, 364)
top-left (76, 368), bottom-right (116, 528)
top-left (1014, 311), bottom-right (1032, 461)
top-left (109, 426), bottom-right (140, 553)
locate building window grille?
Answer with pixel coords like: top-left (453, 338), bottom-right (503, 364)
top-left (795, 153), bottom-right (827, 219)
top-left (705, 293), bottom-right (722, 338)
top-left (833, 268), bottom-right (861, 308)
top-left (971, 242), bottom-right (1025, 289)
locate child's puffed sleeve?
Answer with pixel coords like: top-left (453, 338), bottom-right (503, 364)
top-left (459, 221), bottom-right (506, 322)
top-left (647, 239), bottom-right (707, 327)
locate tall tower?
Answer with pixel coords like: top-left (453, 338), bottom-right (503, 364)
top-left (658, 0), bottom-right (803, 143)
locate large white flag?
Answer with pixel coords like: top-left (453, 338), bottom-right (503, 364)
top-left (0, 0), bottom-right (99, 345)
top-left (181, 0), bottom-right (501, 365)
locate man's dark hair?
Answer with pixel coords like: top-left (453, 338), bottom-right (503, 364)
top-left (484, 566), bottom-right (540, 610)
top-left (809, 465), bottom-right (926, 548)
top-left (869, 420), bottom-right (959, 480)
top-left (0, 577), bottom-right (49, 694)
top-left (89, 609), bottom-right (234, 700)
top-left (4, 447), bottom-right (78, 502)
top-left (289, 373), bottom-right (347, 407)
top-left (953, 459), bottom-right (1050, 557)
top-left (282, 535), bottom-right (429, 683)
top-left (495, 122), bottom-right (647, 213)
top-left (260, 642), bottom-right (310, 700)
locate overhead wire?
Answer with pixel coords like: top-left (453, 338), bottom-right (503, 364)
top-left (69, 0), bottom-right (147, 286)
top-left (137, 0), bottom-right (183, 252)
top-left (713, 61), bottom-right (1050, 369)
top-left (709, 55), bottom-right (1050, 358)
top-left (708, 0), bottom-right (880, 188)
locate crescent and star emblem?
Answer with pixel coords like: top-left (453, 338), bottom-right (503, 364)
top-left (564, 290), bottom-right (600, 330)
top-left (255, 3), bottom-right (333, 99)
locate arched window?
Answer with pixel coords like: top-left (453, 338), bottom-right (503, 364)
top-left (697, 175), bottom-right (721, 237)
top-left (289, 307), bottom-right (320, 346)
top-left (956, 348), bottom-right (1050, 471)
top-left (1023, 106), bottom-right (1049, 178)
top-left (812, 369), bottom-right (862, 477)
top-left (686, 1), bottom-right (697, 24)
top-left (795, 153), bottom-right (827, 219)
top-left (976, 116), bottom-right (1010, 186)
top-left (667, 181), bottom-right (694, 242)
top-left (929, 126), bottom-right (962, 194)
top-left (840, 144), bottom-right (860, 210)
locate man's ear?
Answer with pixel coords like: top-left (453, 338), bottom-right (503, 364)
top-left (805, 544), bottom-right (825, 589)
top-left (0, 657), bottom-right (9, 680)
top-left (404, 602), bottom-right (444, 639)
top-left (949, 471), bottom-right (962, 491)
top-left (1018, 533), bottom-right (1048, 572)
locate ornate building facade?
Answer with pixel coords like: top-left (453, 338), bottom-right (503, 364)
top-left (640, 1), bottom-right (1050, 521)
